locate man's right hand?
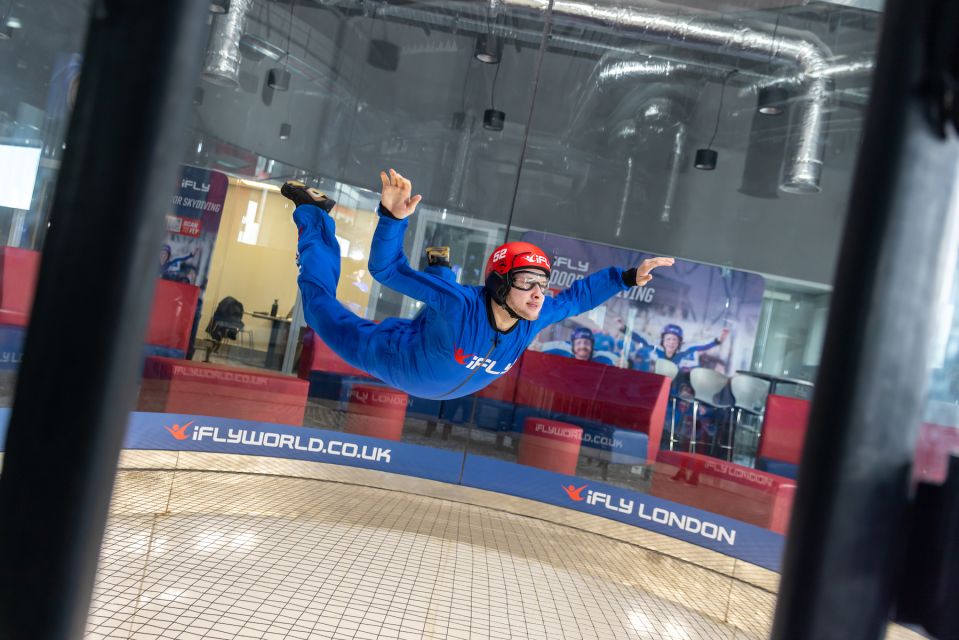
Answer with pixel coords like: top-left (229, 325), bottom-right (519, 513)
top-left (379, 168), bottom-right (423, 220)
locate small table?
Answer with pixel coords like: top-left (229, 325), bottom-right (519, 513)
top-left (736, 370), bottom-right (815, 396)
top-left (252, 312), bottom-right (292, 370)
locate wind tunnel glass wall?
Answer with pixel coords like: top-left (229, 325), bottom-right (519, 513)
top-left (128, 0), bottom-right (546, 478)
top-left (500, 3), bottom-right (876, 570)
top-left (8, 0), bottom-right (883, 578)
top-left (132, 0), bottom-right (880, 574)
top-left (0, 0), bottom-right (92, 416)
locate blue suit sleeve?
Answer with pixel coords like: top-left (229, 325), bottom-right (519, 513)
top-left (628, 332), bottom-right (652, 349)
top-left (679, 339), bottom-right (721, 356)
top-left (539, 267), bottom-right (628, 324)
top-left (368, 207), bottom-right (467, 313)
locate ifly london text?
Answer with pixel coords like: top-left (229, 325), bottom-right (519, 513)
top-left (190, 426), bottom-right (391, 463)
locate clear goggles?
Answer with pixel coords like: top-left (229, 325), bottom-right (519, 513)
top-left (511, 272), bottom-right (550, 291)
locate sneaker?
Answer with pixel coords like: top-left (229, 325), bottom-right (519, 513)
top-left (281, 181), bottom-right (336, 212)
top-left (425, 246), bottom-right (450, 267)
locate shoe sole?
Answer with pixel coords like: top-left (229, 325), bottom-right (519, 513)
top-left (281, 181), bottom-right (336, 211)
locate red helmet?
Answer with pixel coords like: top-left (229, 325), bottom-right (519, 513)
top-left (484, 241), bottom-right (551, 304)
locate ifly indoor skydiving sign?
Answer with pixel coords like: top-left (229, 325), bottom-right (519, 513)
top-left (0, 411), bottom-right (785, 571)
top-left (123, 412), bottom-right (462, 483)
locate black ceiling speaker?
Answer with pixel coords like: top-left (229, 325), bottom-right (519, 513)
top-left (474, 33), bottom-right (502, 64)
top-left (694, 148), bottom-right (718, 170)
top-left (267, 68), bottom-right (291, 91)
top-left (279, 123), bottom-right (292, 140)
top-left (483, 109), bottom-right (505, 131)
top-left (757, 85), bottom-right (788, 116)
top-left (695, 68), bottom-right (737, 172)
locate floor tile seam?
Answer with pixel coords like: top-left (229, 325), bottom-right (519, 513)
top-left (124, 516), bottom-right (338, 632)
top-left (293, 493), bottom-right (430, 635)
top-left (114, 472), bottom-right (780, 628)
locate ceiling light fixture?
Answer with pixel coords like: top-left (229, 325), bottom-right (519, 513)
top-left (267, 68), bottom-right (291, 91)
top-left (474, 34), bottom-right (502, 64)
top-left (757, 14), bottom-right (786, 116)
top-left (483, 109), bottom-right (504, 131)
top-left (482, 57), bottom-right (505, 131)
top-left (695, 68), bottom-right (738, 171)
top-left (0, 0), bottom-right (16, 38)
top-left (757, 85), bottom-right (788, 116)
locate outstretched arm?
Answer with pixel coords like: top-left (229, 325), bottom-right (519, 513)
top-left (378, 168), bottom-right (422, 220)
top-left (682, 328), bottom-right (730, 354)
top-left (540, 257), bottom-right (675, 324)
top-left (368, 169), bottom-right (467, 313)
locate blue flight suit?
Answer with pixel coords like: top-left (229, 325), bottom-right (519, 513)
top-left (295, 203), bottom-right (629, 400)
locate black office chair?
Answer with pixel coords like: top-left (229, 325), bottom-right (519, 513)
top-left (204, 296), bottom-right (252, 361)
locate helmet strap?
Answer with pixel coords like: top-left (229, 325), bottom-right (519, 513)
top-left (498, 297), bottom-right (522, 320)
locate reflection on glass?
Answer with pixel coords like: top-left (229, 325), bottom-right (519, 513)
top-left (0, 0), bottom-right (92, 411)
top-left (97, 0), bottom-right (885, 571)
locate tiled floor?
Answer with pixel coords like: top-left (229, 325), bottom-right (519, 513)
top-left (88, 470), bottom-right (767, 639)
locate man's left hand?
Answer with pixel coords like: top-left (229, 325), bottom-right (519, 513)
top-left (633, 256), bottom-right (675, 286)
top-left (379, 168), bottom-right (423, 220)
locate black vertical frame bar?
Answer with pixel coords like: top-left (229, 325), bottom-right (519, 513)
top-left (772, 1), bottom-right (959, 639)
top-left (0, 1), bottom-right (210, 638)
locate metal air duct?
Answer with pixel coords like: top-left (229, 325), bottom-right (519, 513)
top-left (607, 93), bottom-right (688, 230)
top-left (529, 2), bottom-right (835, 193)
top-left (202, 0), bottom-right (254, 88)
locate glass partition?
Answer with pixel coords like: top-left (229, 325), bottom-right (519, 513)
top-left (0, 0), bottom-right (93, 410)
top-left (116, 0), bottom-right (888, 573)
top-left (3, 0), bottom-right (892, 579)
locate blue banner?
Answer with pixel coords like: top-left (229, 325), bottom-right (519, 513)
top-left (123, 412), bottom-right (463, 483)
top-left (461, 454), bottom-right (784, 571)
top-left (0, 410), bottom-right (785, 571)
top-left (0, 325), bottom-right (25, 371)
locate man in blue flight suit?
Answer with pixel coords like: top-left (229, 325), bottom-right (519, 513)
top-left (283, 168), bottom-right (674, 400)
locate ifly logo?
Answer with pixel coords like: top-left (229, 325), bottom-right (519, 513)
top-left (453, 346), bottom-right (513, 375)
top-left (166, 424), bottom-right (393, 463)
top-left (462, 355), bottom-right (513, 375)
top-left (164, 421), bottom-right (193, 440)
top-left (562, 484), bottom-right (587, 501)
top-left (180, 179), bottom-right (210, 193)
top-left (561, 483), bottom-right (737, 544)
top-left (520, 254), bottom-right (549, 267)
top-left (584, 489), bottom-right (634, 514)
top-left (561, 484), bottom-right (630, 513)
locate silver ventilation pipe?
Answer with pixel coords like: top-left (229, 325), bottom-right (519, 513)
top-left (608, 94), bottom-right (687, 231)
top-left (508, 1), bottom-right (836, 193)
top-left (568, 57), bottom-right (691, 137)
top-left (615, 155), bottom-right (636, 238)
top-left (447, 115), bottom-right (474, 206)
top-left (202, 0), bottom-right (254, 87)
top-left (661, 123), bottom-right (686, 223)
top-left (739, 55), bottom-right (875, 97)
top-left (567, 53), bottom-right (771, 138)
